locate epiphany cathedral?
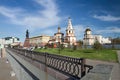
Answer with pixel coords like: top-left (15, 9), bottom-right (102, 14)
top-left (49, 17), bottom-right (77, 46)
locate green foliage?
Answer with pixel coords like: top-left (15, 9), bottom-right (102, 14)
top-left (60, 44), bottom-right (64, 50)
top-left (34, 48), bottom-right (118, 62)
top-left (73, 45), bottom-right (77, 51)
top-left (111, 37), bottom-right (120, 49)
top-left (112, 37), bottom-right (120, 44)
top-left (77, 40), bottom-right (83, 48)
top-left (93, 41), bottom-right (103, 50)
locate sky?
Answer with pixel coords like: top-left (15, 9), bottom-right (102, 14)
top-left (0, 0), bottom-right (120, 42)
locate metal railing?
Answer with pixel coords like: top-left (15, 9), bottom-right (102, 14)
top-left (7, 48), bottom-right (93, 79)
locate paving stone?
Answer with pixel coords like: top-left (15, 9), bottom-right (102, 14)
top-left (0, 58), bottom-right (17, 80)
top-left (89, 64), bottom-right (113, 74)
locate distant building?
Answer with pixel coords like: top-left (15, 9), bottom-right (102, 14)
top-left (83, 28), bottom-right (111, 45)
top-left (64, 17), bottom-right (76, 45)
top-left (4, 37), bottom-right (20, 46)
top-left (49, 17), bottom-right (77, 47)
top-left (29, 35), bottom-right (51, 47)
top-left (0, 37), bottom-right (20, 48)
top-left (48, 26), bottom-right (64, 48)
top-left (83, 28), bottom-right (94, 45)
top-left (54, 27), bottom-right (64, 43)
top-left (49, 27), bottom-right (64, 44)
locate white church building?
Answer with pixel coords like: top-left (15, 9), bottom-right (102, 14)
top-left (48, 17), bottom-right (76, 47)
top-left (64, 17), bottom-right (76, 45)
top-left (83, 28), bottom-right (111, 45)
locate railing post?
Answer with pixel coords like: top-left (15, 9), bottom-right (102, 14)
top-left (81, 58), bottom-right (86, 77)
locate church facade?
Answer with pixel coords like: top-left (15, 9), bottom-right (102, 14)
top-left (54, 27), bottom-right (64, 43)
top-left (48, 17), bottom-right (77, 47)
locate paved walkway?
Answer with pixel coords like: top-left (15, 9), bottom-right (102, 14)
top-left (86, 50), bottom-right (120, 80)
top-left (0, 58), bottom-right (17, 80)
top-left (117, 50), bottom-right (120, 63)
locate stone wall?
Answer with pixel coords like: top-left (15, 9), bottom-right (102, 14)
top-left (6, 49), bottom-right (57, 80)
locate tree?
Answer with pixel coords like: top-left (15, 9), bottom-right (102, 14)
top-left (111, 37), bottom-right (120, 49)
top-left (93, 41), bottom-right (102, 50)
top-left (77, 40), bottom-right (83, 49)
top-left (73, 45), bottom-right (77, 51)
top-left (112, 37), bottom-right (120, 44)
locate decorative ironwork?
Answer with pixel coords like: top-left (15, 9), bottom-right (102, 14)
top-left (7, 48), bottom-right (93, 79)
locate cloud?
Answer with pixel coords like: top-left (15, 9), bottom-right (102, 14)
top-left (0, 6), bottom-right (23, 19)
top-left (0, 0), bottom-right (61, 29)
top-left (93, 15), bottom-right (120, 21)
top-left (0, 7), bottom-right (15, 18)
top-left (73, 25), bottom-right (86, 40)
top-left (96, 26), bottom-right (120, 33)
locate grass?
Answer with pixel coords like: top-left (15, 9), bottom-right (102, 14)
top-left (34, 48), bottom-right (118, 62)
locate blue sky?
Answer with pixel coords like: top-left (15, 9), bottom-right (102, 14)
top-left (0, 0), bottom-right (120, 42)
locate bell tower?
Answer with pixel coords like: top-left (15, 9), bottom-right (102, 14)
top-left (65, 17), bottom-right (76, 45)
top-left (83, 27), bottom-right (94, 45)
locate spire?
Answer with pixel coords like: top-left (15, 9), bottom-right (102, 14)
top-left (67, 17), bottom-right (73, 29)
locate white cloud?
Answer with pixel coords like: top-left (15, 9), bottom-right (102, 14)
top-left (73, 25), bottom-right (86, 40)
top-left (0, 0), bottom-right (61, 29)
top-left (0, 6), bottom-right (23, 19)
top-left (93, 15), bottom-right (120, 21)
top-left (96, 27), bottom-right (120, 33)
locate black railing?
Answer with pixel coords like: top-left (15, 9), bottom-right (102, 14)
top-left (7, 48), bottom-right (93, 79)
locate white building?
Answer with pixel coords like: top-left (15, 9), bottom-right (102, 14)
top-left (102, 37), bottom-right (111, 44)
top-left (83, 28), bottom-right (111, 45)
top-left (83, 28), bottom-right (94, 45)
top-left (54, 27), bottom-right (64, 43)
top-left (4, 37), bottom-right (20, 46)
top-left (65, 17), bottom-right (76, 45)
top-left (0, 37), bottom-right (20, 48)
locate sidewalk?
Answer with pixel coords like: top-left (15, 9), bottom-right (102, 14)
top-left (0, 58), bottom-right (17, 80)
top-left (117, 50), bottom-right (120, 63)
top-left (86, 50), bottom-right (120, 80)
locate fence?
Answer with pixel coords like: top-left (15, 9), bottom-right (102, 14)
top-left (7, 48), bottom-right (93, 79)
